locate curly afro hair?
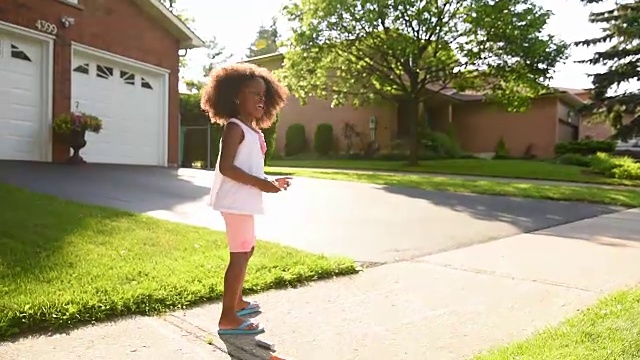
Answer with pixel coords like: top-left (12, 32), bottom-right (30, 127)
top-left (200, 63), bottom-right (288, 129)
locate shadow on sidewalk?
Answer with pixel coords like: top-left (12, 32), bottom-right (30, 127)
top-left (215, 312), bottom-right (280, 360)
top-left (218, 334), bottom-right (275, 360)
top-left (381, 185), bottom-right (622, 233)
top-left (535, 211), bottom-right (640, 246)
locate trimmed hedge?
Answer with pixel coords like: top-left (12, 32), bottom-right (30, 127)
top-left (554, 139), bottom-right (616, 156)
top-left (555, 153), bottom-right (592, 167)
top-left (313, 123), bottom-right (334, 156)
top-left (285, 123), bottom-right (307, 156)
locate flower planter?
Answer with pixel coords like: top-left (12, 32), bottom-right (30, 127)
top-left (52, 111), bottom-right (103, 165)
top-left (67, 129), bottom-right (87, 164)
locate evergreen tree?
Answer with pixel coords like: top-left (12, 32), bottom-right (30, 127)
top-left (246, 17), bottom-right (280, 58)
top-left (576, 0), bottom-right (640, 140)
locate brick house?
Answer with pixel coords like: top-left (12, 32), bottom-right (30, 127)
top-left (0, 0), bottom-right (203, 166)
top-left (247, 53), bottom-right (599, 159)
top-left (557, 87), bottom-right (633, 140)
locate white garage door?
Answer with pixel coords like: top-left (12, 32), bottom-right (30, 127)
top-left (71, 51), bottom-right (166, 166)
top-left (0, 31), bottom-right (44, 161)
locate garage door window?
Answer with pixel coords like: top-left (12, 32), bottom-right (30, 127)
top-left (10, 44), bottom-right (31, 62)
top-left (73, 63), bottom-right (90, 75)
top-left (96, 64), bottom-right (113, 79)
top-left (141, 77), bottom-right (153, 90)
top-left (120, 70), bottom-right (135, 86)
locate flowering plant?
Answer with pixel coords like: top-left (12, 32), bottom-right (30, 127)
top-left (52, 112), bottom-right (103, 134)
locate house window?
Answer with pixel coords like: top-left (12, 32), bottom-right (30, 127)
top-left (141, 77), bottom-right (153, 90)
top-left (10, 44), bottom-right (31, 62)
top-left (96, 64), bottom-right (114, 79)
top-left (73, 63), bottom-right (90, 75)
top-left (120, 70), bottom-right (135, 85)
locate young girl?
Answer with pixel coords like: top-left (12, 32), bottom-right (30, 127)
top-left (201, 63), bottom-right (289, 335)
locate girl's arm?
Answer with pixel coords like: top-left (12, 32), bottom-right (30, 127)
top-left (218, 122), bottom-right (279, 192)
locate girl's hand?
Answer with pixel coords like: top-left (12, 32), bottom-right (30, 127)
top-left (274, 177), bottom-right (292, 190)
top-left (257, 179), bottom-right (281, 193)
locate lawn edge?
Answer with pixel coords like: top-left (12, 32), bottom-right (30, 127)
top-left (267, 163), bottom-right (639, 188)
top-left (1, 262), bottom-right (359, 341)
top-left (266, 169), bottom-right (640, 208)
top-left (472, 285), bottom-right (640, 359)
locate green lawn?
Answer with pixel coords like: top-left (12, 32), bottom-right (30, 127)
top-left (266, 168), bottom-right (640, 207)
top-left (269, 159), bottom-right (640, 187)
top-left (474, 287), bottom-right (640, 360)
top-left (0, 184), bottom-right (356, 339)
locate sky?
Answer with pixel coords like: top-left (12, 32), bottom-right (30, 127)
top-left (175, 0), bottom-right (614, 92)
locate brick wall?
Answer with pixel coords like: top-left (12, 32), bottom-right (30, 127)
top-left (0, 0), bottom-right (181, 165)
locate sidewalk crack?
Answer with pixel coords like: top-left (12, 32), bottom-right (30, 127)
top-left (161, 314), bottom-right (238, 358)
top-left (418, 260), bottom-right (600, 294)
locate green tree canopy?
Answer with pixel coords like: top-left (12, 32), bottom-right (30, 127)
top-left (279, 0), bottom-right (568, 164)
top-left (576, 0), bottom-right (640, 140)
top-left (246, 17), bottom-right (281, 58)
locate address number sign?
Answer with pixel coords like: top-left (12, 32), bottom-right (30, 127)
top-left (35, 20), bottom-right (58, 35)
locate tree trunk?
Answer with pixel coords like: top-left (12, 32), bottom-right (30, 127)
top-left (407, 97), bottom-right (420, 166)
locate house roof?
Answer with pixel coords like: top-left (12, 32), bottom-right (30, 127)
top-left (244, 52), bottom-right (284, 64)
top-left (133, 0), bottom-right (205, 49)
top-left (555, 87), bottom-right (590, 95)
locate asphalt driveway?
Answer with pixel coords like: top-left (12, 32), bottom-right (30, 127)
top-left (0, 161), bottom-right (622, 263)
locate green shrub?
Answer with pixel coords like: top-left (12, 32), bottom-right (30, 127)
top-left (522, 144), bottom-right (536, 160)
top-left (611, 163), bottom-right (640, 180)
top-left (590, 152), bottom-right (640, 180)
top-left (180, 93), bottom-right (209, 126)
top-left (313, 123), bottom-right (335, 156)
top-left (262, 114), bottom-right (279, 164)
top-left (284, 123), bottom-right (307, 156)
top-left (180, 93), bottom-right (222, 166)
top-left (555, 139), bottom-right (616, 156)
top-left (556, 153), bottom-right (592, 167)
top-left (210, 124), bottom-right (223, 163)
top-left (422, 131), bottom-right (463, 159)
top-left (493, 136), bottom-right (510, 159)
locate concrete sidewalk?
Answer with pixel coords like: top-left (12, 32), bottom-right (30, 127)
top-left (2, 209), bottom-right (640, 360)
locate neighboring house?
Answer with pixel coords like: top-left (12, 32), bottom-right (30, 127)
top-left (558, 87), bottom-right (635, 140)
top-left (246, 53), bottom-right (592, 158)
top-left (0, 0), bottom-right (204, 166)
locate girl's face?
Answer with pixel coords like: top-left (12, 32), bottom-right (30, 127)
top-left (237, 77), bottom-right (266, 121)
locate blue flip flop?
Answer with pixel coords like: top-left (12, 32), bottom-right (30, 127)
top-left (237, 302), bottom-right (260, 317)
top-left (217, 320), bottom-right (265, 335)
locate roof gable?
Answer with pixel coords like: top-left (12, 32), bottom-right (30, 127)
top-left (132, 0), bottom-right (204, 49)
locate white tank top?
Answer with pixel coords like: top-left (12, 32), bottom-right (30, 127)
top-left (208, 118), bottom-right (265, 215)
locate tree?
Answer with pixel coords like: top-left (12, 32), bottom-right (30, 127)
top-left (184, 37), bottom-right (232, 93)
top-left (158, 0), bottom-right (176, 9)
top-left (279, 0), bottom-right (568, 164)
top-left (246, 17), bottom-right (280, 58)
top-left (202, 37), bottom-right (232, 76)
top-left (575, 0), bottom-right (640, 140)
